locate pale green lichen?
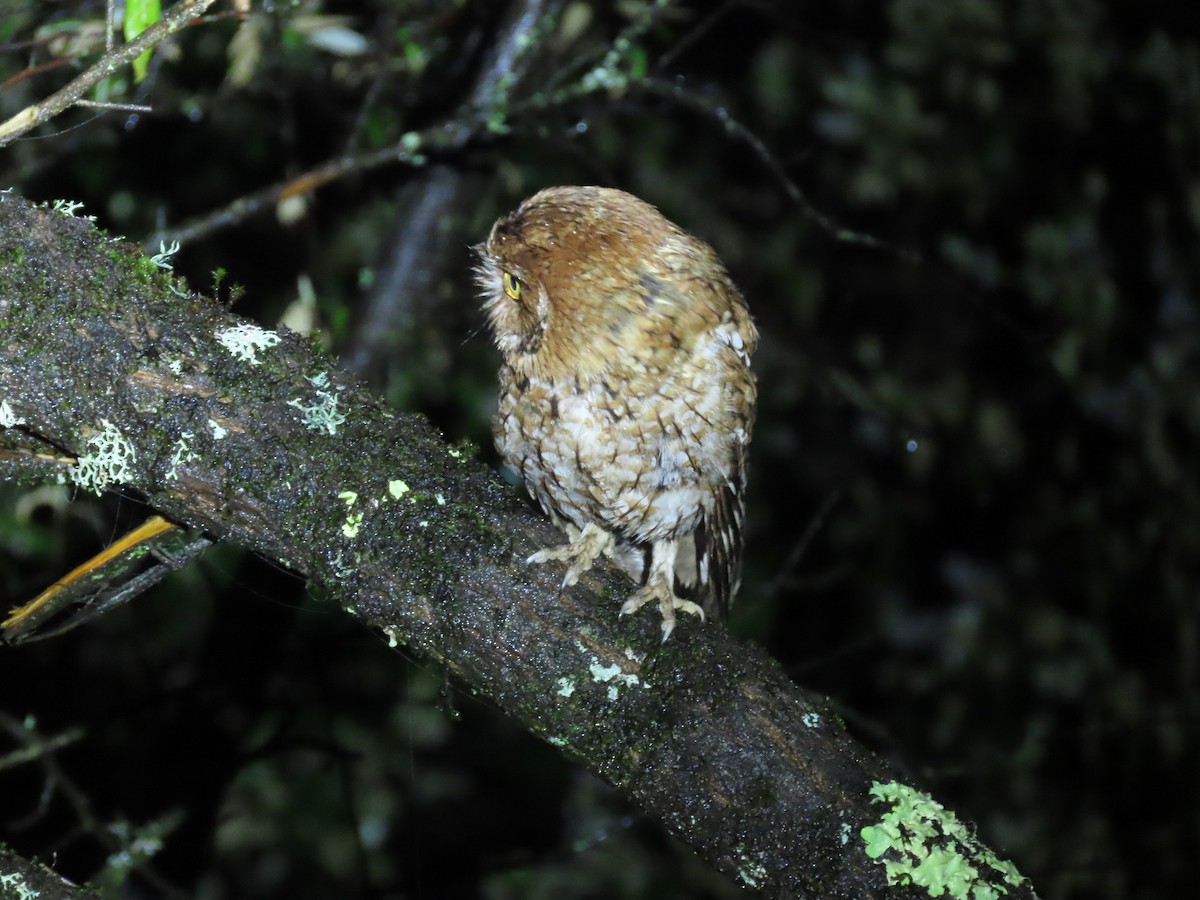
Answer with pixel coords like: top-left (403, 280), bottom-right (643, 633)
top-left (331, 551), bottom-right (357, 579)
top-left (587, 660), bottom-right (640, 701)
top-left (342, 512), bottom-right (364, 538)
top-left (861, 781), bottom-right (1027, 899)
top-left (216, 323), bottom-right (281, 365)
top-left (396, 130), bottom-right (427, 164)
top-left (51, 197), bottom-right (89, 218)
top-left (338, 491), bottom-right (362, 538)
top-left (802, 711), bottom-right (822, 728)
top-left (399, 130), bottom-right (422, 154)
top-left (208, 419), bottom-right (228, 440)
top-left (556, 677), bottom-right (576, 698)
top-left (589, 661), bottom-right (623, 682)
top-left (149, 240), bottom-right (180, 270)
top-left (0, 399), bottom-right (25, 427)
top-left (165, 432), bottom-right (198, 481)
top-left (69, 419), bottom-right (136, 495)
top-left (734, 844), bottom-right (768, 888)
top-left (0, 870), bottom-right (40, 899)
top-left (548, 735), bottom-right (568, 747)
top-left (288, 374), bottom-right (347, 435)
top-left (388, 479), bottom-right (410, 500)
top-left (580, 64), bottom-right (627, 93)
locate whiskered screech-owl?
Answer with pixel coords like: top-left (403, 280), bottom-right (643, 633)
top-left (476, 186), bottom-right (757, 639)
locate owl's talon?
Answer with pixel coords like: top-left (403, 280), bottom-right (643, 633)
top-left (526, 522), bottom-right (615, 587)
top-left (621, 579), bottom-right (705, 641)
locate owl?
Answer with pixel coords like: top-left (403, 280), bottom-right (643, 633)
top-left (476, 186), bottom-right (757, 639)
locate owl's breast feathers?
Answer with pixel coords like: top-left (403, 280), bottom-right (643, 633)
top-left (494, 304), bottom-right (755, 615)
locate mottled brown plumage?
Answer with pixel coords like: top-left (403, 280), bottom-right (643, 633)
top-left (476, 186), bottom-right (757, 638)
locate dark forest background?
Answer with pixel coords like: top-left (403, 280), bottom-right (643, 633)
top-left (0, 1), bottom-right (1196, 897)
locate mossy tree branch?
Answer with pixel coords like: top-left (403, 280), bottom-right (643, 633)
top-left (0, 193), bottom-right (1037, 899)
top-left (0, 843), bottom-right (99, 900)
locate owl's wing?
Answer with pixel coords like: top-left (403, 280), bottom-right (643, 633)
top-left (690, 322), bottom-right (756, 621)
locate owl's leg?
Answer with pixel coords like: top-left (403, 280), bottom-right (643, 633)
top-left (527, 522), bottom-right (616, 588)
top-left (621, 539), bottom-right (705, 641)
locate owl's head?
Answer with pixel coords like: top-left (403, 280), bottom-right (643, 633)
top-left (475, 185), bottom-right (734, 380)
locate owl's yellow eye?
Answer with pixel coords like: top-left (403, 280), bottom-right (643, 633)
top-left (502, 271), bottom-right (523, 301)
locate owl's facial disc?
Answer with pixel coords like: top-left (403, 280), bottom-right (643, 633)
top-left (475, 248), bottom-right (549, 365)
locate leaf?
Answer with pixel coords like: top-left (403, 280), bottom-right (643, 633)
top-left (124, 0), bottom-right (162, 83)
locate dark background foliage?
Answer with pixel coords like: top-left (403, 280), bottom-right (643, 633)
top-left (1, 1), bottom-right (1196, 897)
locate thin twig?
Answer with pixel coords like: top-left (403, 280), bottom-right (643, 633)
top-left (149, 133), bottom-right (456, 247)
top-left (0, 56), bottom-right (73, 91)
top-left (543, 0), bottom-right (677, 94)
top-left (0, 715), bottom-right (85, 773)
top-left (76, 101), bottom-right (153, 113)
top-left (153, 4), bottom-right (685, 247)
top-left (655, 0), bottom-right (739, 71)
top-left (767, 489), bottom-right (843, 597)
top-left (0, 711), bottom-right (188, 898)
top-left (0, 0), bottom-right (219, 146)
top-left (636, 76), bottom-right (923, 263)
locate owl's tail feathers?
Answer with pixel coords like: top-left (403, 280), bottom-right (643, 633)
top-left (681, 482), bottom-right (744, 622)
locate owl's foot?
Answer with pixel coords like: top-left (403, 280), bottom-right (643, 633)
top-left (619, 539), bottom-right (705, 641)
top-left (621, 583), bottom-right (705, 642)
top-left (528, 522), bottom-right (615, 588)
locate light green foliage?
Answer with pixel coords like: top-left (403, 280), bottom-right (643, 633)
top-left (861, 781), bottom-right (1025, 898)
top-left (123, 0), bottom-right (161, 82)
top-left (94, 814), bottom-right (178, 892)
